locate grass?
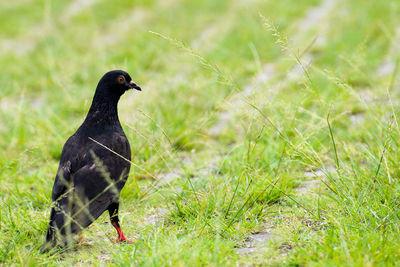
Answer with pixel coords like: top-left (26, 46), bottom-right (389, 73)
top-left (1, 0), bottom-right (400, 265)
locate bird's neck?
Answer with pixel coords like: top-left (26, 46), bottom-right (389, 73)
top-left (83, 91), bottom-right (122, 128)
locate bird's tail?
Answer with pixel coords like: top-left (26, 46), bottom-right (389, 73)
top-left (40, 208), bottom-right (59, 253)
top-left (40, 226), bottom-right (57, 253)
top-left (40, 207), bottom-right (75, 253)
top-left (40, 198), bottom-right (91, 253)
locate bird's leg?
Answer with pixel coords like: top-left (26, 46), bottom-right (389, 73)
top-left (111, 221), bottom-right (131, 243)
top-left (108, 202), bottom-right (132, 243)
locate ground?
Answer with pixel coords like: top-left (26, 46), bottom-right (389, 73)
top-left (1, 0), bottom-right (400, 266)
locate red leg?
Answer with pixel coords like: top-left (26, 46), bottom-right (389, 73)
top-left (111, 221), bottom-right (132, 243)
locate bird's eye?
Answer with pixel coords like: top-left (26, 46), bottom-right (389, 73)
top-left (117, 76), bottom-right (125, 83)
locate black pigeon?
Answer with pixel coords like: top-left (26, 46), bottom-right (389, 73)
top-left (40, 70), bottom-right (141, 252)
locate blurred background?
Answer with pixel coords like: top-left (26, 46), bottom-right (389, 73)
top-left (1, 0), bottom-right (400, 265)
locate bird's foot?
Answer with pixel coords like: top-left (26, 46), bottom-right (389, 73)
top-left (78, 232), bottom-right (84, 245)
top-left (115, 238), bottom-right (133, 243)
top-left (115, 234), bottom-right (134, 243)
top-left (77, 232), bottom-right (94, 247)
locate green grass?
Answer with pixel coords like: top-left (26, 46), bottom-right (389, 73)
top-left (1, 0), bottom-right (400, 265)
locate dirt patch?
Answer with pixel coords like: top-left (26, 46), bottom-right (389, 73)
top-left (237, 232), bottom-right (274, 255)
top-left (295, 180), bottom-right (320, 194)
top-left (141, 208), bottom-right (169, 226)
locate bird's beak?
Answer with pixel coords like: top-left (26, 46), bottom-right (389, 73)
top-left (129, 81), bottom-right (141, 91)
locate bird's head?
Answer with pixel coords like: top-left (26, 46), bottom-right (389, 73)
top-left (97, 70), bottom-right (141, 96)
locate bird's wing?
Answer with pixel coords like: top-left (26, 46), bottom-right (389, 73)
top-left (50, 132), bottom-right (130, 202)
top-left (51, 161), bottom-right (72, 202)
top-left (51, 135), bottom-right (82, 202)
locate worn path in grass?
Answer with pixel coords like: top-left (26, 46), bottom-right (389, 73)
top-left (214, 0), bottom-right (339, 258)
top-left (135, 0), bottom-right (339, 260)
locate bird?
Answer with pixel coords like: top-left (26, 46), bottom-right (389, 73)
top-left (40, 70), bottom-right (141, 253)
